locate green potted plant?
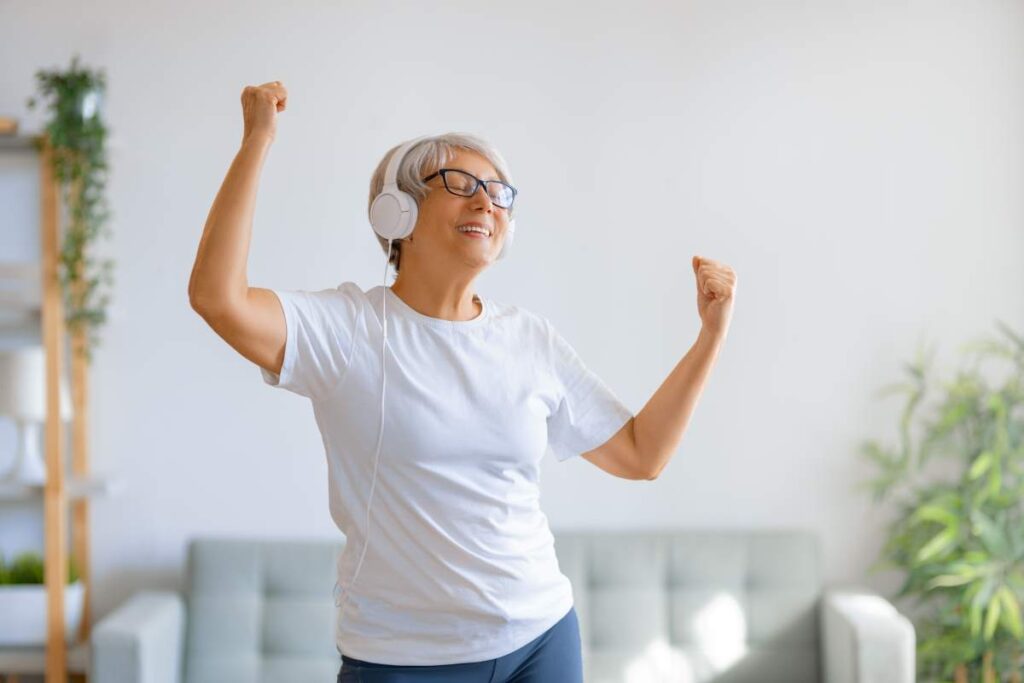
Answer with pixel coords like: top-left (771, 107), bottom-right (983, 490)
top-left (0, 551), bottom-right (83, 645)
top-left (25, 53), bottom-right (115, 365)
top-left (860, 319), bottom-right (1024, 682)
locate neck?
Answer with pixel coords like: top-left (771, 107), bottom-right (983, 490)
top-left (390, 270), bottom-right (481, 321)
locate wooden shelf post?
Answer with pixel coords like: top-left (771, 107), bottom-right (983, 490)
top-left (39, 134), bottom-right (68, 683)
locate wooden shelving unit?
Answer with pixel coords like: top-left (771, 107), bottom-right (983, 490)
top-left (0, 133), bottom-right (117, 683)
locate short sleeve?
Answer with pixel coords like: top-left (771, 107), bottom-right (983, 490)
top-left (259, 281), bottom-right (364, 400)
top-left (545, 320), bottom-right (633, 462)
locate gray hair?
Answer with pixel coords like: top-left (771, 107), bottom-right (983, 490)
top-left (368, 132), bottom-right (516, 273)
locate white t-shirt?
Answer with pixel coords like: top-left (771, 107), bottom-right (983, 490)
top-left (259, 282), bottom-right (633, 665)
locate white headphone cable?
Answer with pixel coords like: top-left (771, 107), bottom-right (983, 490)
top-left (336, 238), bottom-right (391, 629)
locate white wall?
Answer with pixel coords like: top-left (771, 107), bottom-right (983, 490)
top-left (1, 0), bottom-right (1022, 628)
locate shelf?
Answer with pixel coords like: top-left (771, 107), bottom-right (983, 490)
top-left (0, 261), bottom-right (41, 314)
top-left (0, 262), bottom-right (43, 345)
top-left (2, 127), bottom-right (98, 682)
top-left (0, 639), bottom-right (90, 674)
top-left (0, 133), bottom-right (119, 154)
top-left (0, 135), bottom-right (42, 152)
top-left (0, 475), bottom-right (122, 502)
top-left (0, 310), bottom-right (40, 341)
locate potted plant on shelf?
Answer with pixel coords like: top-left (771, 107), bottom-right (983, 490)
top-left (0, 551), bottom-right (83, 646)
top-left (859, 319), bottom-right (1024, 682)
top-left (25, 52), bottom-right (115, 365)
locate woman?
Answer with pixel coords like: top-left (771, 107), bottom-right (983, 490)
top-left (189, 81), bottom-right (737, 683)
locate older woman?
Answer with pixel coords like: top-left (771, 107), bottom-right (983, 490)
top-left (189, 81), bottom-right (737, 683)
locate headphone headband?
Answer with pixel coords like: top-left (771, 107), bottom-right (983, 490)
top-left (382, 135), bottom-right (430, 192)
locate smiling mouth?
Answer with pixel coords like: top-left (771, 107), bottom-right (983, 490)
top-left (456, 225), bottom-right (492, 238)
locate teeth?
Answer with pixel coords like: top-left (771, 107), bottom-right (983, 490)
top-left (457, 226), bottom-right (489, 236)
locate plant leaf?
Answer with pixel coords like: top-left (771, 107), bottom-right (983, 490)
top-left (971, 510), bottom-right (1010, 558)
top-left (997, 586), bottom-right (1024, 639)
top-left (917, 528), bottom-right (958, 563)
top-left (926, 574), bottom-right (975, 589)
top-left (968, 451), bottom-right (993, 480)
top-left (911, 504), bottom-right (959, 528)
top-left (983, 593), bottom-right (1002, 640)
top-left (970, 599), bottom-right (983, 637)
top-left (987, 459), bottom-right (1002, 497)
top-left (970, 576), bottom-right (998, 638)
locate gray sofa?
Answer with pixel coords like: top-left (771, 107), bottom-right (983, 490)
top-left (90, 530), bottom-right (915, 682)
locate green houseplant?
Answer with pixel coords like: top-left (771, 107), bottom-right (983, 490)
top-left (25, 53), bottom-right (114, 365)
top-left (0, 551), bottom-right (84, 646)
top-left (0, 551), bottom-right (80, 585)
top-left (860, 319), bottom-right (1024, 682)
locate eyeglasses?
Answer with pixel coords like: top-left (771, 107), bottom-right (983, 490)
top-left (421, 168), bottom-right (517, 210)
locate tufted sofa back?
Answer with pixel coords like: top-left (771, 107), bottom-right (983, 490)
top-left (553, 529), bottom-right (823, 683)
top-left (183, 538), bottom-right (344, 682)
top-left (181, 530), bottom-right (821, 683)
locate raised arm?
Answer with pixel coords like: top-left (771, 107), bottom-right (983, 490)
top-left (632, 256), bottom-right (737, 478)
top-left (188, 81), bottom-right (291, 376)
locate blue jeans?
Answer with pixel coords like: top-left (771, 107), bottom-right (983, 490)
top-left (336, 605), bottom-right (582, 683)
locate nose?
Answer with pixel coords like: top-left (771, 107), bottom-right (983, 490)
top-left (468, 184), bottom-right (494, 211)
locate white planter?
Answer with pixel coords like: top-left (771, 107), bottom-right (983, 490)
top-left (0, 581), bottom-right (84, 645)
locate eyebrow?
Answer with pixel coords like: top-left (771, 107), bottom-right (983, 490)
top-left (451, 168), bottom-right (502, 182)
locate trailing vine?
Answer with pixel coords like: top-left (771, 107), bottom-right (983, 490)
top-left (25, 54), bottom-right (114, 364)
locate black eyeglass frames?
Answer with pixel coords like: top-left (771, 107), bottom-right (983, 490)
top-left (421, 168), bottom-right (517, 210)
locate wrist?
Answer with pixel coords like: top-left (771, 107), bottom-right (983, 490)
top-left (241, 132), bottom-right (274, 150)
top-left (697, 325), bottom-right (727, 349)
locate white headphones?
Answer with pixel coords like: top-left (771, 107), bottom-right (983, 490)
top-left (335, 135), bottom-right (515, 636)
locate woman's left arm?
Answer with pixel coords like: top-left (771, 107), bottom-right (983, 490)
top-left (633, 255), bottom-right (737, 479)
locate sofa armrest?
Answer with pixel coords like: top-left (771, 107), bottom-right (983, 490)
top-left (90, 590), bottom-right (186, 683)
top-left (821, 587), bottom-right (915, 683)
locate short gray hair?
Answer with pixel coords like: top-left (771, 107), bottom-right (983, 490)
top-left (368, 132), bottom-right (516, 273)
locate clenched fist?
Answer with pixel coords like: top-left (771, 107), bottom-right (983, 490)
top-left (692, 255), bottom-right (736, 338)
top-left (241, 80), bottom-right (288, 144)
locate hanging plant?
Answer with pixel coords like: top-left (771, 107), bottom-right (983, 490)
top-left (25, 53), bottom-right (114, 365)
top-left (859, 319), bottom-right (1024, 682)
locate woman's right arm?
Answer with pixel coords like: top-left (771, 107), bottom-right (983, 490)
top-left (189, 81), bottom-right (290, 377)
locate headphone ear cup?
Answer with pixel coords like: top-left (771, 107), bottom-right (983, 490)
top-left (370, 188), bottom-right (418, 241)
top-left (497, 218), bottom-right (515, 260)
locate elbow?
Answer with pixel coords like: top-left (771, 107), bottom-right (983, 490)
top-left (189, 289), bottom-right (220, 318)
top-left (638, 447), bottom-right (665, 481)
top-left (187, 269), bottom-right (202, 308)
top-left (188, 277), bottom-right (207, 313)
top-left (189, 289), bottom-right (208, 315)
top-left (187, 268), bottom-right (220, 315)
top-left (188, 282), bottom-right (231, 318)
top-left (189, 278), bottom-right (245, 317)
top-left (635, 455), bottom-right (662, 481)
top-left (631, 420), bottom-right (662, 481)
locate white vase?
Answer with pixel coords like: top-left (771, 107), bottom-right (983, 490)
top-left (0, 581), bottom-right (84, 645)
top-left (2, 419), bottom-right (47, 484)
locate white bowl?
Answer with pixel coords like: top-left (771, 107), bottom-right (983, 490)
top-left (0, 581), bottom-right (84, 645)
